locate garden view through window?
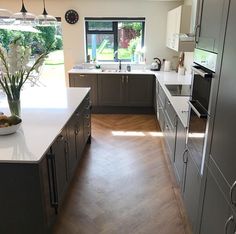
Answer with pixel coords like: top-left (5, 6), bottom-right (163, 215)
top-left (85, 18), bottom-right (145, 62)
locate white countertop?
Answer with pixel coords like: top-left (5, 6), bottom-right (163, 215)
top-left (69, 68), bottom-right (191, 127)
top-left (68, 68), bottom-right (155, 75)
top-left (0, 87), bottom-right (90, 163)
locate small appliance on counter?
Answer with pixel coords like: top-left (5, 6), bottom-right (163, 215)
top-left (164, 60), bottom-right (171, 72)
top-left (150, 57), bottom-right (161, 71)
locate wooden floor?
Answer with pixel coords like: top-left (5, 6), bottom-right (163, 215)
top-left (53, 114), bottom-right (192, 234)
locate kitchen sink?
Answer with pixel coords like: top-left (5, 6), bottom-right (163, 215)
top-left (101, 69), bottom-right (127, 73)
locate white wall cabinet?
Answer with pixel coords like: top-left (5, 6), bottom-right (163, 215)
top-left (166, 5), bottom-right (194, 52)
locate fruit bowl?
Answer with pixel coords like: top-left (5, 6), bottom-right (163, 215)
top-left (0, 122), bottom-right (21, 135)
top-left (0, 114), bottom-right (22, 136)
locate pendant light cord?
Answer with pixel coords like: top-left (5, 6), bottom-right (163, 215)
top-left (21, 0), bottom-right (27, 14)
top-left (42, 0), bottom-right (48, 16)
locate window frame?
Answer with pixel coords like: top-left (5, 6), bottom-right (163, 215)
top-left (85, 17), bottom-right (145, 62)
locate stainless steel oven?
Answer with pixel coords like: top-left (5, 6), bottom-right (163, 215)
top-left (186, 48), bottom-right (217, 174)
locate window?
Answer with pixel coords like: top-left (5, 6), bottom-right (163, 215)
top-left (85, 18), bottom-right (145, 62)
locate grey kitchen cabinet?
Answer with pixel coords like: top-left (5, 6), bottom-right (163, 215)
top-left (163, 114), bottom-right (176, 162)
top-left (66, 108), bottom-right (83, 178)
top-left (156, 81), bottom-right (177, 163)
top-left (50, 132), bottom-right (68, 206)
top-left (83, 94), bottom-right (92, 144)
top-left (158, 99), bottom-right (165, 132)
top-left (125, 74), bottom-right (153, 106)
top-left (173, 118), bottom-right (187, 188)
top-left (164, 99), bottom-right (177, 162)
top-left (209, 0), bottom-right (236, 193)
top-left (196, 0), bottom-right (227, 53)
top-left (155, 81), bottom-right (203, 233)
top-left (98, 74), bottom-right (124, 106)
top-left (155, 79), bottom-right (160, 119)
top-left (200, 163), bottom-right (236, 234)
top-left (0, 160), bottom-right (57, 234)
top-left (156, 81), bottom-right (165, 131)
top-left (69, 73), bottom-right (98, 106)
top-left (183, 150), bottom-right (201, 233)
top-left (98, 74), bottom-right (154, 107)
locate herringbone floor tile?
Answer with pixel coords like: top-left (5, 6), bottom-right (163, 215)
top-left (53, 114), bottom-right (191, 234)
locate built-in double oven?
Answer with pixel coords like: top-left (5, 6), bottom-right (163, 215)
top-left (187, 48), bottom-right (217, 174)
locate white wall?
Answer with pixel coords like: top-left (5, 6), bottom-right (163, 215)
top-left (0, 0), bottom-right (183, 85)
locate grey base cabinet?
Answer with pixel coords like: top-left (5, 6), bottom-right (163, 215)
top-left (98, 74), bottom-right (123, 106)
top-left (155, 80), bottom-right (202, 233)
top-left (98, 74), bottom-right (154, 107)
top-left (183, 151), bottom-right (201, 233)
top-left (0, 94), bottom-right (91, 234)
top-left (126, 75), bottom-right (153, 106)
top-left (173, 119), bottom-right (187, 188)
top-left (69, 73), bottom-right (98, 106)
top-left (156, 82), bottom-right (177, 163)
top-left (69, 73), bottom-right (154, 113)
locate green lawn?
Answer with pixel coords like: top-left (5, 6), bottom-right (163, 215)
top-left (45, 50), bottom-right (64, 65)
top-left (88, 48), bottom-right (132, 61)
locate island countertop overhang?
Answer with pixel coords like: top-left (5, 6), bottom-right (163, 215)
top-left (0, 87), bottom-right (90, 163)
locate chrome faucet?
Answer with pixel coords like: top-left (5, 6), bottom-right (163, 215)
top-left (114, 50), bottom-right (118, 60)
top-left (118, 60), bottom-right (122, 71)
top-left (114, 50), bottom-right (122, 71)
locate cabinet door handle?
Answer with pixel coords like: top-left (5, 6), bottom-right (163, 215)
top-left (85, 105), bottom-right (90, 110)
top-left (121, 75), bottom-right (124, 83)
top-left (79, 74), bottom-right (85, 77)
top-left (47, 153), bottom-right (59, 214)
top-left (126, 75), bottom-right (129, 83)
top-left (75, 128), bottom-right (79, 135)
top-left (224, 215), bottom-right (234, 234)
top-left (195, 24), bottom-right (200, 43)
top-left (182, 149), bottom-right (188, 164)
top-left (230, 181), bottom-right (236, 206)
top-left (57, 134), bottom-right (64, 141)
top-left (64, 139), bottom-right (68, 154)
top-left (167, 100), bottom-right (171, 105)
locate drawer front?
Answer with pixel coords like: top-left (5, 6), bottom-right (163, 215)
top-left (163, 116), bottom-right (176, 162)
top-left (70, 73), bottom-right (97, 79)
top-left (158, 85), bottom-right (166, 107)
top-left (165, 99), bottom-right (176, 126)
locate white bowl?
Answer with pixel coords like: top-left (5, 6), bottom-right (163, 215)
top-left (0, 123), bottom-right (21, 136)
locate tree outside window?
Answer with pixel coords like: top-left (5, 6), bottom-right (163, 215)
top-left (85, 18), bottom-right (145, 62)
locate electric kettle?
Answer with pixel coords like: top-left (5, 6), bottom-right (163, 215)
top-left (150, 57), bottom-right (162, 71)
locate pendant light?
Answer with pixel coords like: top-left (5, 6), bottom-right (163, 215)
top-left (35, 0), bottom-right (57, 26)
top-left (0, 9), bottom-right (15, 25)
top-left (12, 0), bottom-right (36, 26)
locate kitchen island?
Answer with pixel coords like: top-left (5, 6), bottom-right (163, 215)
top-left (0, 87), bottom-right (91, 234)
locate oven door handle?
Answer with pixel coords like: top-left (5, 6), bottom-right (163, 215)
top-left (191, 66), bottom-right (213, 78)
top-left (188, 100), bottom-right (208, 118)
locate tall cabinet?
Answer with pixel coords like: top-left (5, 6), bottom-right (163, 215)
top-left (195, 0), bottom-right (227, 53)
top-left (200, 0), bottom-right (236, 233)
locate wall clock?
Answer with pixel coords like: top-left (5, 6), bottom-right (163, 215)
top-left (65, 9), bottom-right (79, 24)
